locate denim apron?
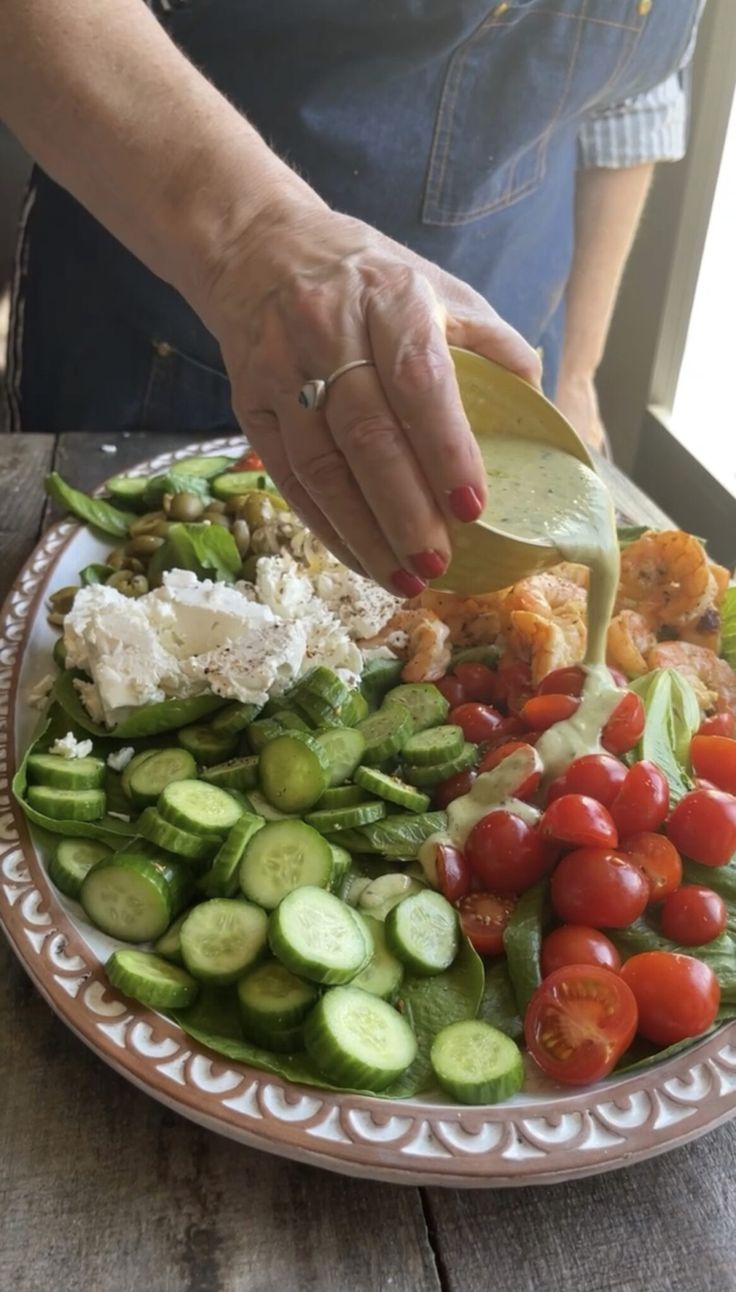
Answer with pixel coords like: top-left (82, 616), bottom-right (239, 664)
top-left (8, 0), bottom-right (698, 432)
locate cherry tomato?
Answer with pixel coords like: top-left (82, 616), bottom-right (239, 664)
top-left (435, 844), bottom-right (472, 904)
top-left (537, 666), bottom-right (586, 698)
top-left (466, 811), bottom-right (554, 895)
top-left (433, 767), bottom-right (477, 811)
top-left (541, 925), bottom-right (621, 977)
top-left (457, 892), bottom-right (517, 957)
top-left (620, 951), bottom-right (720, 1046)
top-left (480, 717), bottom-right (533, 753)
top-left (691, 734), bottom-right (736, 795)
top-left (540, 794), bottom-right (619, 849)
top-left (231, 449), bottom-right (264, 471)
top-left (698, 713), bottom-right (735, 738)
top-left (666, 788), bottom-right (736, 867)
top-left (449, 702), bottom-right (503, 743)
top-left (550, 847), bottom-right (649, 927)
top-left (609, 760), bottom-right (669, 837)
top-left (601, 692), bottom-right (645, 756)
top-left (520, 693), bottom-right (580, 732)
top-left (524, 964), bottom-right (638, 1085)
top-left (434, 676), bottom-right (466, 709)
top-left (546, 753), bottom-right (627, 808)
top-left (494, 661), bottom-right (533, 714)
top-left (618, 831), bottom-right (682, 901)
top-left (660, 885), bottom-right (727, 945)
top-left (476, 741), bottom-right (541, 799)
top-left (453, 662), bottom-right (498, 704)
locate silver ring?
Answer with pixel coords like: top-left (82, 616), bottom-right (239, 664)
top-left (297, 359), bottom-right (375, 410)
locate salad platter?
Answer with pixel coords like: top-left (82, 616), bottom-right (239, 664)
top-left (2, 434), bottom-right (736, 1188)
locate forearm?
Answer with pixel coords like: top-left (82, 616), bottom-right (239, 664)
top-left (0, 0), bottom-right (319, 315)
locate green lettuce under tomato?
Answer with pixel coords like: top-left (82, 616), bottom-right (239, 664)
top-left (610, 916), bottom-right (736, 1006)
top-left (53, 668), bottom-right (226, 739)
top-left (720, 587), bottom-right (736, 671)
top-left (502, 881), bottom-right (549, 1016)
top-left (628, 668), bottom-right (700, 802)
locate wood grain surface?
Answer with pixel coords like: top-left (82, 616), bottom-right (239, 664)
top-left (1, 433), bottom-right (734, 1292)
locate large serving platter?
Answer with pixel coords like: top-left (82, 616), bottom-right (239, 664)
top-left (2, 436), bottom-right (735, 1187)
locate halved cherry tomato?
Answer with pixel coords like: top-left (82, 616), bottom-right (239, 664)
top-left (435, 844), bottom-right (472, 903)
top-left (620, 951), bottom-right (720, 1046)
top-left (520, 693), bottom-right (580, 731)
top-left (434, 676), bottom-right (466, 709)
top-left (433, 767), bottom-right (477, 810)
top-left (537, 666), bottom-right (586, 697)
top-left (457, 892), bottom-right (517, 956)
top-left (609, 760), bottom-right (669, 837)
top-left (494, 661), bottom-right (533, 714)
top-left (618, 831), bottom-right (682, 901)
top-left (690, 734), bottom-right (736, 795)
top-left (453, 662), bottom-right (498, 704)
top-left (660, 884), bottom-right (727, 945)
top-left (546, 753), bottom-right (627, 808)
top-left (540, 925), bottom-right (621, 977)
top-left (540, 794), bottom-right (618, 849)
top-left (476, 741), bottom-right (541, 799)
top-left (524, 964), bottom-right (638, 1084)
top-left (465, 811), bottom-right (554, 894)
top-left (230, 449), bottom-right (264, 471)
top-left (449, 702), bottom-right (504, 743)
top-left (666, 788), bottom-right (736, 867)
top-left (698, 713), bottom-right (735, 738)
top-left (550, 847), bottom-right (649, 927)
top-left (479, 716), bottom-right (531, 752)
top-left (601, 692), bottom-right (645, 755)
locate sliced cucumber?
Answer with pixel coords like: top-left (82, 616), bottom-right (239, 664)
top-left (314, 726), bottom-right (366, 787)
top-left (158, 779), bottom-right (242, 837)
top-left (304, 986), bottom-right (417, 1091)
top-left (239, 820), bottom-right (333, 909)
top-left (169, 454), bottom-right (235, 480)
top-left (271, 708), bottom-right (310, 732)
top-left (81, 847), bottom-right (192, 941)
top-left (360, 657), bottom-right (404, 708)
top-left (106, 948), bottom-right (199, 1009)
top-left (201, 755), bottom-right (260, 792)
top-left (237, 958), bottom-right (318, 1034)
top-left (121, 749), bottom-right (158, 801)
top-left (304, 800), bottom-right (386, 834)
top-left (139, 806), bottom-right (222, 864)
top-left (327, 844), bottom-right (352, 894)
top-left (351, 915), bottom-right (404, 1001)
top-left (340, 872), bottom-right (373, 906)
top-left (246, 718), bottom-right (286, 753)
top-left (201, 812), bottom-right (265, 898)
top-left (180, 898), bottom-right (268, 984)
top-left (402, 742), bottom-right (477, 787)
top-left (210, 701), bottom-right (262, 737)
top-left (386, 889), bottom-right (459, 975)
top-left (430, 1020), bottom-right (524, 1105)
top-left (339, 689), bottom-right (370, 727)
top-left (177, 723), bottom-right (238, 766)
top-left (259, 730), bottom-right (330, 813)
top-left (26, 785), bottom-right (106, 822)
top-left (269, 886), bottom-right (371, 985)
top-left (153, 909), bottom-right (190, 965)
top-left (357, 706), bottom-right (412, 764)
top-left (315, 784), bottom-right (367, 810)
top-left (48, 838), bottom-right (112, 899)
top-left (402, 724), bottom-right (464, 767)
top-left (298, 666), bottom-right (349, 711)
top-left (127, 747), bottom-right (197, 807)
top-left (383, 683), bottom-right (449, 732)
top-left (353, 765), bottom-right (430, 813)
top-left (211, 469), bottom-right (271, 499)
top-left (245, 788), bottom-right (298, 821)
top-left (27, 753), bottom-right (105, 791)
top-left (358, 873), bottom-right (425, 922)
top-left (105, 474), bottom-right (149, 508)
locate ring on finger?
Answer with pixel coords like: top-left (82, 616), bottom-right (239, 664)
top-left (297, 358), bottom-right (376, 411)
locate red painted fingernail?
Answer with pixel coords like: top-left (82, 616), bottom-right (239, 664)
top-left (449, 485), bottom-right (483, 523)
top-left (409, 549), bottom-right (448, 579)
top-left (391, 569), bottom-right (427, 598)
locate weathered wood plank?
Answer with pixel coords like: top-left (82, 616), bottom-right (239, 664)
top-left (0, 433), bottom-right (55, 602)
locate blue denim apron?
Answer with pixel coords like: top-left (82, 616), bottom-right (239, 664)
top-left (9, 0), bottom-right (698, 432)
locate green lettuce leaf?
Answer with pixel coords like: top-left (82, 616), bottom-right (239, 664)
top-left (147, 521), bottom-right (241, 585)
top-left (45, 472), bottom-right (135, 538)
top-left (502, 881), bottom-right (549, 1015)
top-left (720, 587), bottom-right (736, 670)
top-left (610, 916), bottom-right (736, 1005)
top-left (478, 960), bottom-right (523, 1041)
top-left (53, 668), bottom-right (225, 739)
top-left (629, 668), bottom-right (700, 802)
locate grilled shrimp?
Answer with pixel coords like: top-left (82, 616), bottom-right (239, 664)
top-left (618, 530), bottom-right (714, 627)
top-left (363, 608), bottom-right (452, 682)
top-left (647, 641), bottom-right (736, 717)
top-left (607, 610), bottom-right (658, 678)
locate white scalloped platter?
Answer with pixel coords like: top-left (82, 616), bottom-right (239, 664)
top-left (2, 436), bottom-right (736, 1187)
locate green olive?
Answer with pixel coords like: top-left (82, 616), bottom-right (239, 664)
top-left (225, 496), bottom-right (249, 518)
top-left (106, 547), bottom-right (127, 570)
top-left (202, 510), bottom-right (232, 529)
top-left (242, 492), bottom-right (275, 529)
top-left (250, 527), bottom-right (280, 554)
top-left (168, 491), bottom-right (206, 522)
top-left (105, 571), bottom-right (149, 597)
top-left (121, 556), bottom-right (145, 574)
top-left (231, 518), bottom-right (251, 557)
top-left (204, 498), bottom-right (227, 514)
top-left (46, 611), bottom-right (67, 627)
top-left (129, 510), bottom-right (168, 537)
top-left (124, 534), bottom-right (165, 558)
top-left (47, 585), bottom-right (79, 615)
top-left (239, 554), bottom-right (260, 582)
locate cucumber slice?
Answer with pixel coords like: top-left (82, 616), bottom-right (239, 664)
top-left (402, 724), bottom-right (464, 767)
top-left (269, 887), bottom-right (371, 985)
top-left (315, 785), bottom-right (367, 810)
top-left (245, 789), bottom-right (298, 822)
top-left (298, 666), bottom-right (350, 711)
top-left (201, 812), bottom-right (265, 898)
top-left (341, 872), bottom-right (373, 906)
top-left (210, 701), bottom-right (262, 737)
top-left (356, 706), bottom-right (412, 764)
top-left (402, 742), bottom-right (477, 787)
top-left (291, 691), bottom-right (341, 729)
top-left (313, 727), bottom-right (366, 787)
top-left (239, 820), bottom-right (333, 909)
top-left (26, 785), bottom-right (106, 822)
top-left (27, 753), bottom-right (105, 791)
top-left (304, 800), bottom-right (386, 833)
top-left (237, 958), bottom-right (318, 1032)
top-left (246, 718), bottom-right (286, 753)
top-left (104, 474), bottom-right (149, 508)
top-left (158, 779), bottom-right (243, 837)
top-left (169, 454), bottom-right (235, 480)
top-left (339, 689), bottom-right (370, 727)
top-left (383, 683), bottom-right (449, 732)
top-left (360, 657), bottom-right (404, 708)
top-left (358, 874), bottom-right (425, 922)
top-left (258, 730), bottom-right (330, 814)
top-left (304, 986), bottom-right (417, 1090)
top-left (351, 915), bottom-right (404, 1000)
top-left (386, 889), bottom-right (459, 975)
top-left (48, 838), bottom-right (112, 899)
top-left (271, 709), bottom-right (310, 732)
top-left (180, 898), bottom-right (268, 984)
top-left (121, 749), bottom-right (158, 800)
top-left (128, 748), bottom-right (197, 807)
top-left (201, 755), bottom-right (260, 792)
top-left (81, 848), bottom-right (193, 941)
top-left (327, 844), bottom-right (353, 894)
top-left (106, 948), bottom-right (199, 1009)
top-left (153, 909), bottom-right (190, 965)
top-left (430, 1020), bottom-right (524, 1105)
top-left (139, 806), bottom-right (222, 864)
top-left (353, 765), bottom-right (430, 813)
top-left (211, 470), bottom-right (271, 499)
top-left (177, 723), bottom-right (238, 766)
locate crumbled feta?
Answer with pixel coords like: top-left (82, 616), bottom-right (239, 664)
top-left (107, 746), bottom-right (135, 772)
top-left (50, 731), bottom-right (94, 759)
top-left (26, 673), bottom-right (55, 710)
top-left (73, 679), bottom-right (106, 727)
top-left (315, 564), bottom-right (401, 639)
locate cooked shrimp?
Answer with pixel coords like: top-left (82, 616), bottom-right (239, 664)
top-left (607, 610), bottom-right (658, 678)
top-left (647, 641), bottom-right (736, 717)
top-left (416, 588), bottom-right (504, 646)
top-left (507, 609), bottom-right (585, 685)
top-left (363, 608), bottom-right (451, 682)
top-left (618, 530), bottom-right (713, 627)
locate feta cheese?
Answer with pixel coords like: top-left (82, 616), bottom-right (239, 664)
top-left (26, 673), bottom-right (55, 710)
top-left (107, 746), bottom-right (136, 772)
top-left (182, 619), bottom-right (307, 707)
top-left (50, 731), bottom-right (94, 759)
top-left (315, 564), bottom-right (401, 639)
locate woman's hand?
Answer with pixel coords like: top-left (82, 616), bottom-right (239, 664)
top-left (201, 195), bottom-right (541, 594)
top-left (555, 370), bottom-right (611, 458)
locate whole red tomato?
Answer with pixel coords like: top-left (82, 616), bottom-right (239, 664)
top-left (698, 713), bottom-right (735, 738)
top-left (666, 788), bottom-right (736, 866)
top-left (449, 702), bottom-right (504, 744)
top-left (620, 951), bottom-right (720, 1045)
top-left (690, 734), bottom-right (736, 795)
top-left (453, 662), bottom-right (498, 704)
top-left (435, 844), bottom-right (472, 903)
top-left (609, 760), bottom-right (669, 836)
top-left (660, 885), bottom-right (727, 945)
top-left (601, 692), bottom-right (645, 755)
top-left (546, 754), bottom-right (627, 808)
top-left (540, 925), bottom-right (621, 977)
top-left (550, 847), bottom-right (649, 927)
top-left (520, 694), bottom-right (580, 731)
top-left (540, 794), bottom-right (619, 849)
top-left (465, 811), bottom-right (554, 894)
top-left (433, 767), bottom-right (477, 810)
top-left (433, 676), bottom-right (466, 709)
top-left (537, 666), bottom-right (586, 697)
top-left (618, 831), bottom-right (682, 901)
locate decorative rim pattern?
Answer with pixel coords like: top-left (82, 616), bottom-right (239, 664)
top-left (2, 437), bottom-right (736, 1187)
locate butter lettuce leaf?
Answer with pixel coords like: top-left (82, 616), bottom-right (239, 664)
top-left (720, 587), bottom-right (736, 670)
top-left (147, 521), bottom-right (241, 585)
top-left (628, 668), bottom-right (700, 802)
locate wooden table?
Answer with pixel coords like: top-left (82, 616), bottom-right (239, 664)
top-left (2, 432), bottom-right (735, 1292)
